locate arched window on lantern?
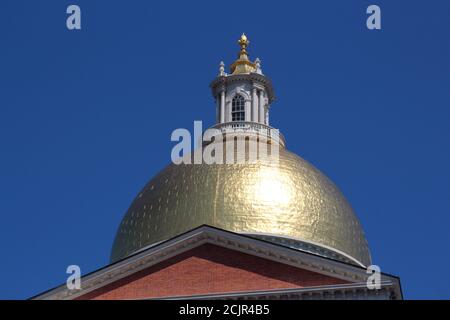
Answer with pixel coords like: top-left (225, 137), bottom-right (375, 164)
top-left (231, 95), bottom-right (245, 121)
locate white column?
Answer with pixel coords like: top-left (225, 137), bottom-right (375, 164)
top-left (245, 100), bottom-right (251, 121)
top-left (265, 106), bottom-right (269, 125)
top-left (258, 90), bottom-right (264, 123)
top-left (252, 88), bottom-right (258, 122)
top-left (220, 90), bottom-right (225, 123)
top-left (216, 95), bottom-right (220, 123)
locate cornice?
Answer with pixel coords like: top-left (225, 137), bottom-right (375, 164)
top-left (33, 226), bottom-right (401, 300)
top-left (155, 281), bottom-right (400, 300)
top-left (210, 73), bottom-right (275, 103)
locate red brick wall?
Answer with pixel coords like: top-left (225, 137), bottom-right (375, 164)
top-left (78, 244), bottom-right (347, 300)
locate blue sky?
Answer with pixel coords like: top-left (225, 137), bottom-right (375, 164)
top-left (0, 0), bottom-right (449, 299)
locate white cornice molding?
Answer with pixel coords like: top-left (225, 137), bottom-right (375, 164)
top-left (154, 281), bottom-right (399, 300)
top-left (210, 73), bottom-right (275, 103)
top-left (242, 231), bottom-right (367, 267)
top-left (33, 226), bottom-right (401, 300)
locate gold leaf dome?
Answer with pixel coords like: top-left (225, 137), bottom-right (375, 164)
top-left (111, 144), bottom-right (371, 266)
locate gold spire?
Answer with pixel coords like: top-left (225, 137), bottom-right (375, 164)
top-left (230, 33), bottom-right (256, 75)
top-left (238, 33), bottom-right (249, 58)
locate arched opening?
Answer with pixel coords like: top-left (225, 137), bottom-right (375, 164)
top-left (231, 95), bottom-right (245, 121)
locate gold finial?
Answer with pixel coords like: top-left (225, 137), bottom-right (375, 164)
top-left (238, 33), bottom-right (249, 53)
top-left (230, 33), bottom-right (256, 75)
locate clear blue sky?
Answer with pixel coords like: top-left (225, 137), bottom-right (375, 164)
top-left (0, 0), bottom-right (449, 299)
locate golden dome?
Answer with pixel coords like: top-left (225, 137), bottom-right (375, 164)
top-left (111, 144), bottom-right (371, 266)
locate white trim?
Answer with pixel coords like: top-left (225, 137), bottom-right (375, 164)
top-left (241, 231), bottom-right (367, 267)
top-left (152, 281), bottom-right (397, 300)
top-left (33, 226), bottom-right (401, 300)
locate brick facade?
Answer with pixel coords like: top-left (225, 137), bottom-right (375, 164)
top-left (78, 244), bottom-right (347, 300)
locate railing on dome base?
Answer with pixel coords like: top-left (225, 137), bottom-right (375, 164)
top-left (211, 121), bottom-right (286, 147)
